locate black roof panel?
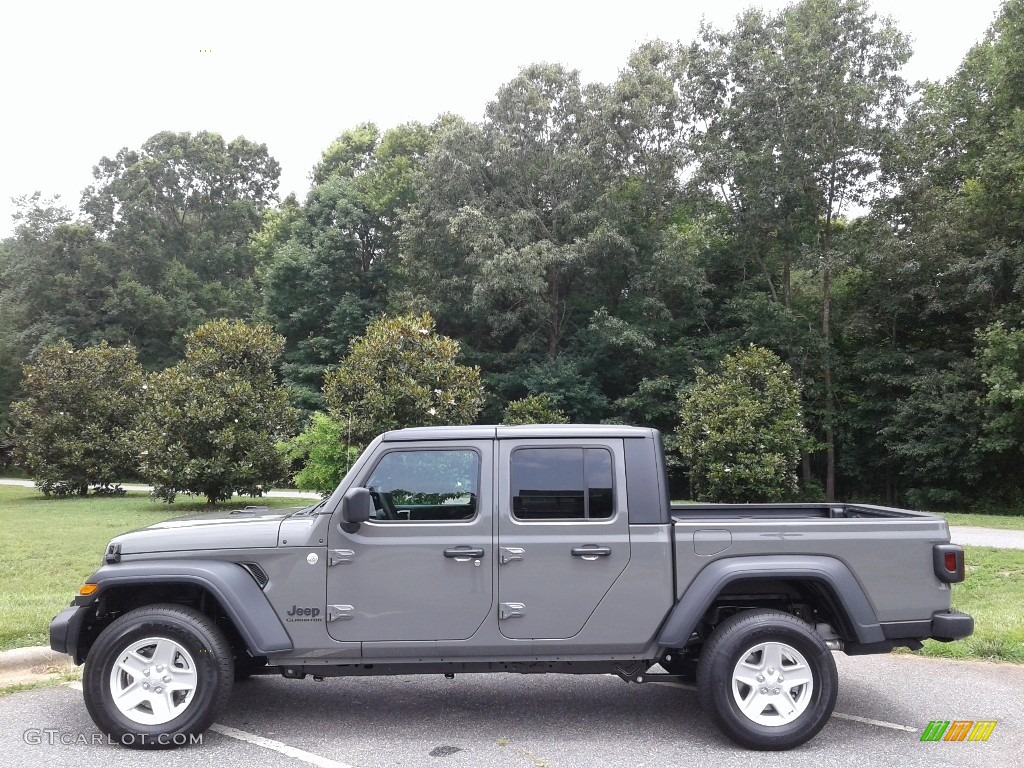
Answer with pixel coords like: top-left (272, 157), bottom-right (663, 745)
top-left (382, 424), bottom-right (655, 441)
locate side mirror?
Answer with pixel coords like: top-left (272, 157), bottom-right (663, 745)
top-left (340, 487), bottom-right (372, 532)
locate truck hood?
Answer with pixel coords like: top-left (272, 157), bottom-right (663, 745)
top-left (110, 506), bottom-right (301, 555)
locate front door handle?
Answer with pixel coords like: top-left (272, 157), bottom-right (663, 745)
top-left (571, 546), bottom-right (611, 559)
top-left (444, 547), bottom-right (485, 559)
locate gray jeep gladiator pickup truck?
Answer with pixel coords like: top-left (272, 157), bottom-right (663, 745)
top-left (50, 425), bottom-right (973, 751)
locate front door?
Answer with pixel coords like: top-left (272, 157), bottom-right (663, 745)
top-left (326, 441), bottom-right (493, 642)
top-left (496, 439), bottom-right (631, 639)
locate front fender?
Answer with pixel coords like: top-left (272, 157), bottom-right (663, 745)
top-left (54, 560), bottom-right (293, 662)
top-left (657, 555), bottom-right (885, 648)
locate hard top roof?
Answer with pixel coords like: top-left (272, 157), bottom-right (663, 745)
top-left (381, 424), bottom-right (656, 441)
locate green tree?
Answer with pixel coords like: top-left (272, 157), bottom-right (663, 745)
top-left (836, 0), bottom-right (1024, 503)
top-left (278, 412), bottom-right (361, 494)
top-left (0, 235), bottom-right (27, 440)
top-left (9, 341), bottom-right (143, 496)
top-left (977, 322), bottom-right (1024, 490)
top-left (323, 313), bottom-right (483, 444)
top-left (579, 43), bottom-right (713, 427)
top-left (0, 194), bottom-right (112, 357)
top-left (404, 68), bottom-right (622, 350)
top-left (676, 346), bottom-right (807, 502)
top-left (689, 0), bottom-right (911, 499)
top-left (399, 63), bottom-right (705, 424)
top-left (502, 394), bottom-right (569, 425)
top-left (80, 131), bottom-right (280, 365)
top-left (261, 122), bottom-right (437, 406)
top-left (879, 357), bottom-right (987, 507)
top-left (137, 320), bottom-right (298, 503)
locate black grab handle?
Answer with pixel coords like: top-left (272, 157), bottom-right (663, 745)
top-left (444, 547), bottom-right (485, 558)
top-left (571, 546), bottom-right (611, 558)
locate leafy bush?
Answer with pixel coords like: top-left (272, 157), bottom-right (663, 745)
top-left (502, 394), bottom-right (569, 425)
top-left (676, 345), bottom-right (806, 502)
top-left (136, 319), bottom-right (299, 503)
top-left (279, 413), bottom-right (361, 495)
top-left (10, 341), bottom-right (143, 495)
top-left (323, 313), bottom-right (483, 444)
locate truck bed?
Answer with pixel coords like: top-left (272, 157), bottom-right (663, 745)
top-left (669, 502), bottom-right (953, 624)
top-left (670, 502), bottom-right (940, 521)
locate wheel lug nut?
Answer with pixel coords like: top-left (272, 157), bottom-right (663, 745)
top-left (155, 687), bottom-right (163, 694)
top-left (773, 688), bottom-right (780, 694)
top-left (768, 668), bottom-right (774, 674)
top-left (760, 687), bottom-right (768, 694)
top-left (778, 676), bottom-right (784, 682)
top-left (156, 665), bottom-right (164, 672)
top-left (142, 683), bottom-right (150, 690)
top-left (143, 668), bottom-right (150, 676)
top-left (163, 675), bottom-right (171, 683)
top-left (756, 674), bottom-right (764, 682)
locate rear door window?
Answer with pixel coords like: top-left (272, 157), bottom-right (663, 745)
top-left (510, 447), bottom-right (614, 520)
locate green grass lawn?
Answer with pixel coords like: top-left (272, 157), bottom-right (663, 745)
top-left (0, 486), bottom-right (305, 651)
top-left (940, 512), bottom-right (1024, 530)
top-left (914, 546), bottom-right (1024, 663)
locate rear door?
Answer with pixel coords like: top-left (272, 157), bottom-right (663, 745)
top-left (496, 439), bottom-right (630, 639)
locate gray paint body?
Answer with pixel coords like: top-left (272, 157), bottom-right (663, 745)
top-left (51, 425), bottom-right (970, 668)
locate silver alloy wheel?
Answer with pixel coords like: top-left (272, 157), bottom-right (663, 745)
top-left (108, 636), bottom-right (198, 725)
top-left (730, 641), bottom-right (814, 727)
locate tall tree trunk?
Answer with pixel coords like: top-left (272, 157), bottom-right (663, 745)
top-left (783, 250), bottom-right (792, 310)
top-left (823, 262), bottom-right (835, 502)
top-left (548, 273), bottom-right (560, 359)
top-left (822, 168), bottom-right (838, 503)
top-left (752, 234), bottom-right (779, 303)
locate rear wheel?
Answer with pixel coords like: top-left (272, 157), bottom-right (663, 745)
top-left (83, 604), bottom-right (234, 749)
top-left (697, 609), bottom-right (837, 750)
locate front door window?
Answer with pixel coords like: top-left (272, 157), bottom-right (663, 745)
top-left (365, 449), bottom-right (479, 521)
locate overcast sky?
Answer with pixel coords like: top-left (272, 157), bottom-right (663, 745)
top-left (0, 0), bottom-right (1004, 238)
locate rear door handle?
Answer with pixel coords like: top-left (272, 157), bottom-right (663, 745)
top-left (571, 546), bottom-right (611, 559)
top-left (444, 547), bottom-right (485, 559)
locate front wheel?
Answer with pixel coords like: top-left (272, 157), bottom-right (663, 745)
top-left (83, 604), bottom-right (234, 749)
top-left (697, 609), bottom-right (837, 750)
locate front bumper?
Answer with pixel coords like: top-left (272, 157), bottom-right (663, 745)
top-left (49, 605), bottom-right (89, 663)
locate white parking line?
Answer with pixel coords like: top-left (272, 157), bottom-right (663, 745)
top-left (64, 682), bottom-right (353, 765)
top-left (209, 723), bottom-right (355, 768)
top-left (649, 680), bottom-right (918, 733)
top-left (830, 712), bottom-right (918, 733)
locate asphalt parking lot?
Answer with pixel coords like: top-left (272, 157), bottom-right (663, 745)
top-left (0, 653), bottom-right (1019, 768)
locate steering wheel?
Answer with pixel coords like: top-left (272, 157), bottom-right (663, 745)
top-left (368, 487), bottom-right (398, 520)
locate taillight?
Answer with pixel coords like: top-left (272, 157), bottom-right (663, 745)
top-left (934, 544), bottom-right (965, 583)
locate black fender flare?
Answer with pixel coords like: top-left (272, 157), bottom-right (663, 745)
top-left (75, 560), bottom-right (293, 657)
top-left (657, 555), bottom-right (885, 647)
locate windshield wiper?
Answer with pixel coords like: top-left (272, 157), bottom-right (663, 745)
top-left (292, 498), bottom-right (330, 516)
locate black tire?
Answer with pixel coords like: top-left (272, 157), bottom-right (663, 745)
top-left (696, 609), bottom-right (837, 751)
top-left (83, 604), bottom-right (234, 749)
